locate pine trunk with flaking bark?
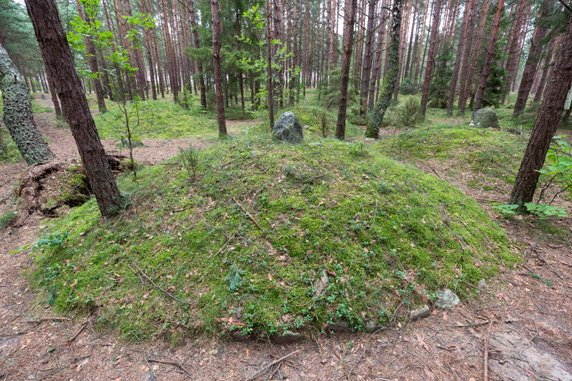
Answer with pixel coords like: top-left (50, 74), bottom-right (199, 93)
top-left (266, 0), bottom-right (275, 128)
top-left (513, 1), bottom-right (550, 117)
top-left (420, 0), bottom-right (442, 116)
top-left (359, 0), bottom-right (378, 115)
top-left (446, 0), bottom-right (474, 115)
top-left (366, 0), bottom-right (402, 138)
top-left (25, 0), bottom-right (123, 217)
top-left (75, 0), bottom-right (107, 112)
top-left (211, 0), bottom-right (227, 137)
top-left (533, 36), bottom-right (557, 104)
top-left (473, 0), bottom-right (504, 111)
top-left (369, 0), bottom-right (387, 109)
top-left (458, 0), bottom-right (488, 114)
top-left (336, 0), bottom-right (358, 139)
top-left (501, 0), bottom-right (528, 103)
top-left (0, 43), bottom-right (55, 164)
top-left (510, 14), bottom-right (572, 207)
top-left (187, 0), bottom-right (206, 108)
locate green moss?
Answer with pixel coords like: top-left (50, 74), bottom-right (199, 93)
top-left (0, 128), bottom-right (23, 163)
top-left (32, 137), bottom-right (518, 340)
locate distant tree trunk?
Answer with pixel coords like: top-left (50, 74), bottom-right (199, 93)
top-left (266, 0), bottom-right (275, 128)
top-left (533, 37), bottom-right (557, 104)
top-left (45, 69), bottom-right (62, 117)
top-left (75, 0), bottom-right (107, 113)
top-left (420, 0), bottom-right (442, 116)
top-left (458, 0), bottom-right (489, 114)
top-left (473, 0), bottom-right (504, 111)
top-left (510, 14), bottom-right (572, 208)
top-left (188, 0), bottom-right (207, 108)
top-left (210, 0), bottom-right (227, 138)
top-left (329, 0), bottom-right (337, 70)
top-left (403, 2), bottom-right (416, 79)
top-left (447, 0), bottom-right (474, 115)
top-left (366, 0), bottom-right (402, 139)
top-left (368, 0), bottom-right (387, 109)
top-left (353, 0), bottom-right (367, 88)
top-left (336, 0), bottom-right (358, 139)
top-left (0, 43), bottom-right (55, 164)
top-left (359, 0), bottom-right (378, 115)
top-left (501, 0), bottom-right (528, 103)
top-left (513, 1), bottom-right (550, 117)
top-left (272, 0), bottom-right (284, 107)
top-left (25, 0), bottom-right (123, 217)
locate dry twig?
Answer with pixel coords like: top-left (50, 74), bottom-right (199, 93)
top-left (147, 358), bottom-right (192, 378)
top-left (483, 322), bottom-right (492, 381)
top-left (231, 196), bottom-right (264, 231)
top-left (246, 349), bottom-right (301, 381)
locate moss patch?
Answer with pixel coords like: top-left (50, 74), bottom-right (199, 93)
top-left (32, 137), bottom-right (518, 341)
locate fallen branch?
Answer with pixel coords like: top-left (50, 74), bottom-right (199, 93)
top-left (246, 349), bottom-right (301, 381)
top-left (483, 322), bottom-right (492, 381)
top-left (212, 232), bottom-right (237, 257)
top-left (66, 322), bottom-right (88, 345)
top-left (231, 196), bottom-right (264, 231)
top-left (26, 317), bottom-right (71, 324)
top-left (147, 358), bottom-right (192, 378)
top-left (129, 262), bottom-right (180, 304)
top-left (454, 319), bottom-right (496, 328)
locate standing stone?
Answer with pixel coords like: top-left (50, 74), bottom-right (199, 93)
top-left (470, 108), bottom-right (500, 129)
top-left (272, 112), bottom-right (304, 143)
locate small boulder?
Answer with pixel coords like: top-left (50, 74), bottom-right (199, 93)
top-left (270, 330), bottom-right (305, 344)
top-left (273, 112), bottom-right (304, 143)
top-left (409, 305), bottom-right (431, 321)
top-left (470, 108), bottom-right (499, 129)
top-left (435, 289), bottom-right (460, 309)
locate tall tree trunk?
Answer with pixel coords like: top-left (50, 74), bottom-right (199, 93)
top-left (510, 13), bottom-right (572, 208)
top-left (501, 0), bottom-right (528, 103)
top-left (45, 69), bottom-right (62, 117)
top-left (473, 0), bottom-right (504, 111)
top-left (75, 0), bottom-right (107, 113)
top-left (328, 0), bottom-right (337, 70)
top-left (447, 0), bottom-right (474, 115)
top-left (420, 0), bottom-right (442, 116)
top-left (25, 0), bottom-right (123, 217)
top-left (359, 0), bottom-right (378, 115)
top-left (210, 0), bottom-right (227, 137)
top-left (369, 0), bottom-right (387, 109)
top-left (187, 0), bottom-right (206, 108)
top-left (512, 1), bottom-right (550, 117)
top-left (266, 0), bottom-right (275, 127)
top-left (336, 0), bottom-right (358, 139)
top-left (353, 0), bottom-right (367, 88)
top-left (273, 0), bottom-right (284, 107)
top-left (366, 0), bottom-right (402, 138)
top-left (0, 43), bottom-right (55, 164)
top-left (533, 36), bottom-right (557, 104)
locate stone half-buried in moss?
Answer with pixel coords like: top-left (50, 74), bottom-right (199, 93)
top-left (32, 137), bottom-right (519, 341)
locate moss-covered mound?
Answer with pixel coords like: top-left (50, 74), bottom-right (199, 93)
top-left (33, 138), bottom-right (518, 341)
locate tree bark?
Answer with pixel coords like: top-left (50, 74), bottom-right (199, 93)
top-left (512, 1), bottom-right (550, 117)
top-left (420, 0), bottom-right (443, 116)
top-left (359, 0), bottom-right (378, 115)
top-left (510, 13), bottom-right (572, 208)
top-left (336, 0), bottom-right (358, 139)
top-left (210, 0), bottom-right (227, 138)
top-left (501, 0), bottom-right (528, 103)
top-left (0, 43), bottom-right (55, 164)
top-left (366, 0), bottom-right (402, 138)
top-left (25, 0), bottom-right (123, 217)
top-left (266, 0), bottom-right (275, 128)
top-left (473, 0), bottom-right (504, 111)
top-left (188, 0), bottom-right (207, 108)
top-left (446, 0), bottom-right (474, 115)
top-left (533, 36), bottom-right (557, 104)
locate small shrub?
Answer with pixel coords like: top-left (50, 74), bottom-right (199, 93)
top-left (395, 98), bottom-right (421, 128)
top-left (180, 146), bottom-right (200, 181)
top-left (319, 110), bottom-right (329, 137)
top-left (178, 87), bottom-right (194, 109)
top-left (400, 79), bottom-right (419, 95)
top-left (525, 203), bottom-right (567, 219)
top-left (348, 141), bottom-right (368, 158)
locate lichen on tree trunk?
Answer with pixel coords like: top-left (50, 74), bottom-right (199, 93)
top-left (0, 43), bottom-right (55, 165)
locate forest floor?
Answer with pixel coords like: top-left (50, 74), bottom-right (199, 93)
top-left (1, 100), bottom-right (571, 381)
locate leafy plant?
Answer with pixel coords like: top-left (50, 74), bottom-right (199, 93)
top-left (226, 264), bottom-right (244, 292)
top-left (524, 203), bottom-right (567, 219)
top-left (537, 136), bottom-right (572, 203)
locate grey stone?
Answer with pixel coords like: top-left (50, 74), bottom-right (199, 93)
top-left (328, 321), bottom-right (351, 333)
top-left (478, 279), bottom-right (487, 292)
top-left (364, 320), bottom-right (384, 333)
top-left (271, 330), bottom-right (305, 344)
top-left (409, 304), bottom-right (431, 321)
top-left (435, 289), bottom-right (460, 309)
top-left (470, 108), bottom-right (499, 129)
top-left (142, 372), bottom-right (157, 381)
top-left (272, 112), bottom-right (304, 143)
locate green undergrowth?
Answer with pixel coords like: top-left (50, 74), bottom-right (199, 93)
top-left (0, 128), bottom-right (22, 163)
top-left (93, 99), bottom-right (259, 139)
top-left (32, 137), bottom-right (518, 342)
top-left (376, 126), bottom-right (527, 185)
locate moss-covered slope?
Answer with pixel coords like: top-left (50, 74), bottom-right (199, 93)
top-left (33, 138), bottom-right (518, 340)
